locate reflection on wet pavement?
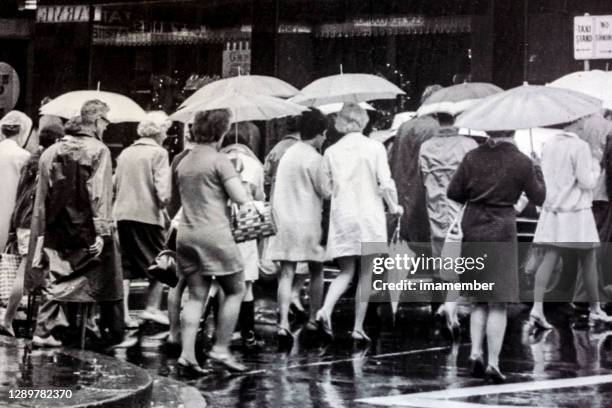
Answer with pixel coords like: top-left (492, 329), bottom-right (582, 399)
top-left (110, 302), bottom-right (612, 407)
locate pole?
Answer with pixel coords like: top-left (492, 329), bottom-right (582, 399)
top-left (523, 0), bottom-right (529, 82)
top-left (87, 0), bottom-right (95, 89)
top-left (584, 13), bottom-right (591, 71)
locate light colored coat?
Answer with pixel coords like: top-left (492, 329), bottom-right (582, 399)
top-left (0, 138), bottom-right (30, 251)
top-left (419, 127), bottom-right (477, 244)
top-left (320, 132), bottom-right (397, 259)
top-left (267, 142), bottom-right (325, 262)
top-left (113, 137), bottom-right (171, 226)
top-left (534, 131), bottom-right (600, 244)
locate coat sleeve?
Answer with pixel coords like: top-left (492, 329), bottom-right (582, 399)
top-left (153, 149), bottom-right (171, 208)
top-left (447, 158), bottom-right (469, 204)
top-left (88, 147), bottom-right (113, 237)
top-left (318, 151), bottom-right (333, 200)
top-left (376, 143), bottom-right (399, 212)
top-left (168, 153), bottom-right (183, 219)
top-left (575, 141), bottom-right (601, 190)
top-left (523, 162), bottom-right (546, 206)
top-left (307, 155), bottom-right (326, 198)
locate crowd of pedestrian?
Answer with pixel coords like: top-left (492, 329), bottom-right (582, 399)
top-left (0, 85), bottom-right (611, 382)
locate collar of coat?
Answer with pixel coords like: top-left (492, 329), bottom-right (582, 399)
top-left (133, 137), bottom-right (160, 147)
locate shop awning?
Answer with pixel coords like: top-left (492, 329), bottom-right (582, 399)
top-left (93, 25), bottom-right (250, 46)
top-left (316, 15), bottom-right (473, 38)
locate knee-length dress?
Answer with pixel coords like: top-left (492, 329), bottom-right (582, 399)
top-left (447, 140), bottom-right (546, 302)
top-left (319, 132), bottom-right (397, 259)
top-left (174, 144), bottom-right (243, 277)
top-left (266, 142), bottom-right (325, 262)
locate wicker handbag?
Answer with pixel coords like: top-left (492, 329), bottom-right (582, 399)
top-left (230, 202), bottom-right (277, 243)
top-left (440, 205), bottom-right (466, 282)
top-left (0, 238), bottom-right (21, 303)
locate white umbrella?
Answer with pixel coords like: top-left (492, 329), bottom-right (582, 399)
top-left (548, 70), bottom-right (612, 110)
top-left (291, 73), bottom-right (405, 106)
top-left (179, 75), bottom-right (299, 109)
top-left (417, 82), bottom-right (503, 117)
top-left (455, 84), bottom-right (602, 131)
top-left (170, 91), bottom-right (307, 124)
top-left (317, 101), bottom-right (375, 115)
top-left (40, 90), bottom-right (146, 123)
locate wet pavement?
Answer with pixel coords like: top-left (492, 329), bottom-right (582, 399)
top-left (107, 297), bottom-right (612, 408)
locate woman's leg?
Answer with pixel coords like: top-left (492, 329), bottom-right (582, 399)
top-left (353, 255), bottom-right (374, 336)
top-left (582, 249), bottom-right (609, 315)
top-left (291, 271), bottom-right (308, 312)
top-left (277, 262), bottom-right (296, 332)
top-left (530, 248), bottom-right (560, 320)
top-left (319, 256), bottom-right (356, 317)
top-left (486, 303), bottom-right (507, 370)
top-left (308, 262), bottom-right (324, 324)
top-left (212, 272), bottom-right (246, 355)
top-left (470, 304), bottom-right (486, 360)
top-left (168, 278), bottom-right (186, 344)
top-left (3, 259), bottom-right (25, 334)
top-left (179, 272), bottom-right (210, 365)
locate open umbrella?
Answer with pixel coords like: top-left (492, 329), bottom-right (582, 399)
top-left (170, 90), bottom-right (307, 124)
top-left (179, 75), bottom-right (299, 109)
top-left (455, 84), bottom-right (602, 131)
top-left (548, 70), bottom-right (612, 110)
top-left (290, 73), bottom-right (405, 106)
top-left (317, 101), bottom-right (375, 115)
top-left (417, 82), bottom-right (503, 117)
top-left (40, 90), bottom-right (146, 123)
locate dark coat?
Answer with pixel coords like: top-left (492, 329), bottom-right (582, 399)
top-left (388, 115), bottom-right (440, 245)
top-left (447, 141), bottom-right (546, 301)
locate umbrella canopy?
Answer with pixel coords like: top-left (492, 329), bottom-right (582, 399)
top-left (455, 84), bottom-right (602, 131)
top-left (40, 90), bottom-right (146, 123)
top-left (179, 75), bottom-right (299, 109)
top-left (291, 73), bottom-right (405, 106)
top-left (417, 82), bottom-right (503, 117)
top-left (170, 91), bottom-right (307, 123)
top-left (548, 70), bottom-right (612, 110)
top-left (317, 101), bottom-right (375, 115)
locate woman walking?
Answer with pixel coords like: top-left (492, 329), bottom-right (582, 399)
top-left (173, 109), bottom-right (255, 375)
top-left (267, 108), bottom-right (328, 340)
top-left (528, 119), bottom-right (612, 328)
top-left (447, 131), bottom-right (545, 383)
top-left (316, 103), bottom-right (403, 342)
top-left (221, 133), bottom-right (265, 350)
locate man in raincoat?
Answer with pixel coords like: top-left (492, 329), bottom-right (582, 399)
top-left (31, 100), bottom-right (125, 348)
top-left (0, 111), bottom-right (32, 251)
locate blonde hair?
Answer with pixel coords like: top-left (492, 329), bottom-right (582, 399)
top-left (137, 111), bottom-right (171, 139)
top-left (334, 102), bottom-right (369, 134)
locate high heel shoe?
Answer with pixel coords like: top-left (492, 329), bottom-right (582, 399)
top-left (485, 365), bottom-right (506, 384)
top-left (468, 356), bottom-right (485, 378)
top-left (177, 357), bottom-right (211, 378)
top-left (528, 314), bottom-right (553, 331)
top-left (351, 329), bottom-right (371, 343)
top-left (315, 310), bottom-right (333, 339)
top-left (207, 351), bottom-right (248, 373)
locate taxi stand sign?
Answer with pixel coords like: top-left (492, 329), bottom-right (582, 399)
top-left (574, 15), bottom-right (612, 60)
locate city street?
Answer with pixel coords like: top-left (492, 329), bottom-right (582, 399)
top-left (109, 294), bottom-right (612, 407)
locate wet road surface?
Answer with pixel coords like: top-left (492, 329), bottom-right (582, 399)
top-left (107, 297), bottom-right (612, 408)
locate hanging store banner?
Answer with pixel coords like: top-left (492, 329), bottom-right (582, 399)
top-left (317, 15), bottom-right (472, 37)
top-left (574, 15), bottom-right (612, 60)
top-left (222, 42), bottom-right (251, 78)
top-left (36, 5), bottom-right (102, 23)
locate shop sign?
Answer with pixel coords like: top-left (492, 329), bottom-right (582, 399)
top-left (0, 63), bottom-right (20, 118)
top-left (222, 42), bottom-right (251, 78)
top-left (36, 5), bottom-right (101, 23)
top-left (574, 15), bottom-right (612, 60)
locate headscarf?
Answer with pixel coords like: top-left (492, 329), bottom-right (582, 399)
top-left (0, 111), bottom-right (32, 146)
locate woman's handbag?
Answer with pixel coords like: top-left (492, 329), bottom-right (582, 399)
top-left (0, 236), bottom-right (21, 303)
top-left (440, 205), bottom-right (466, 283)
top-left (231, 202), bottom-right (277, 244)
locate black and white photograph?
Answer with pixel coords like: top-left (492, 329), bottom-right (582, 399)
top-left (1, 0), bottom-right (612, 407)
